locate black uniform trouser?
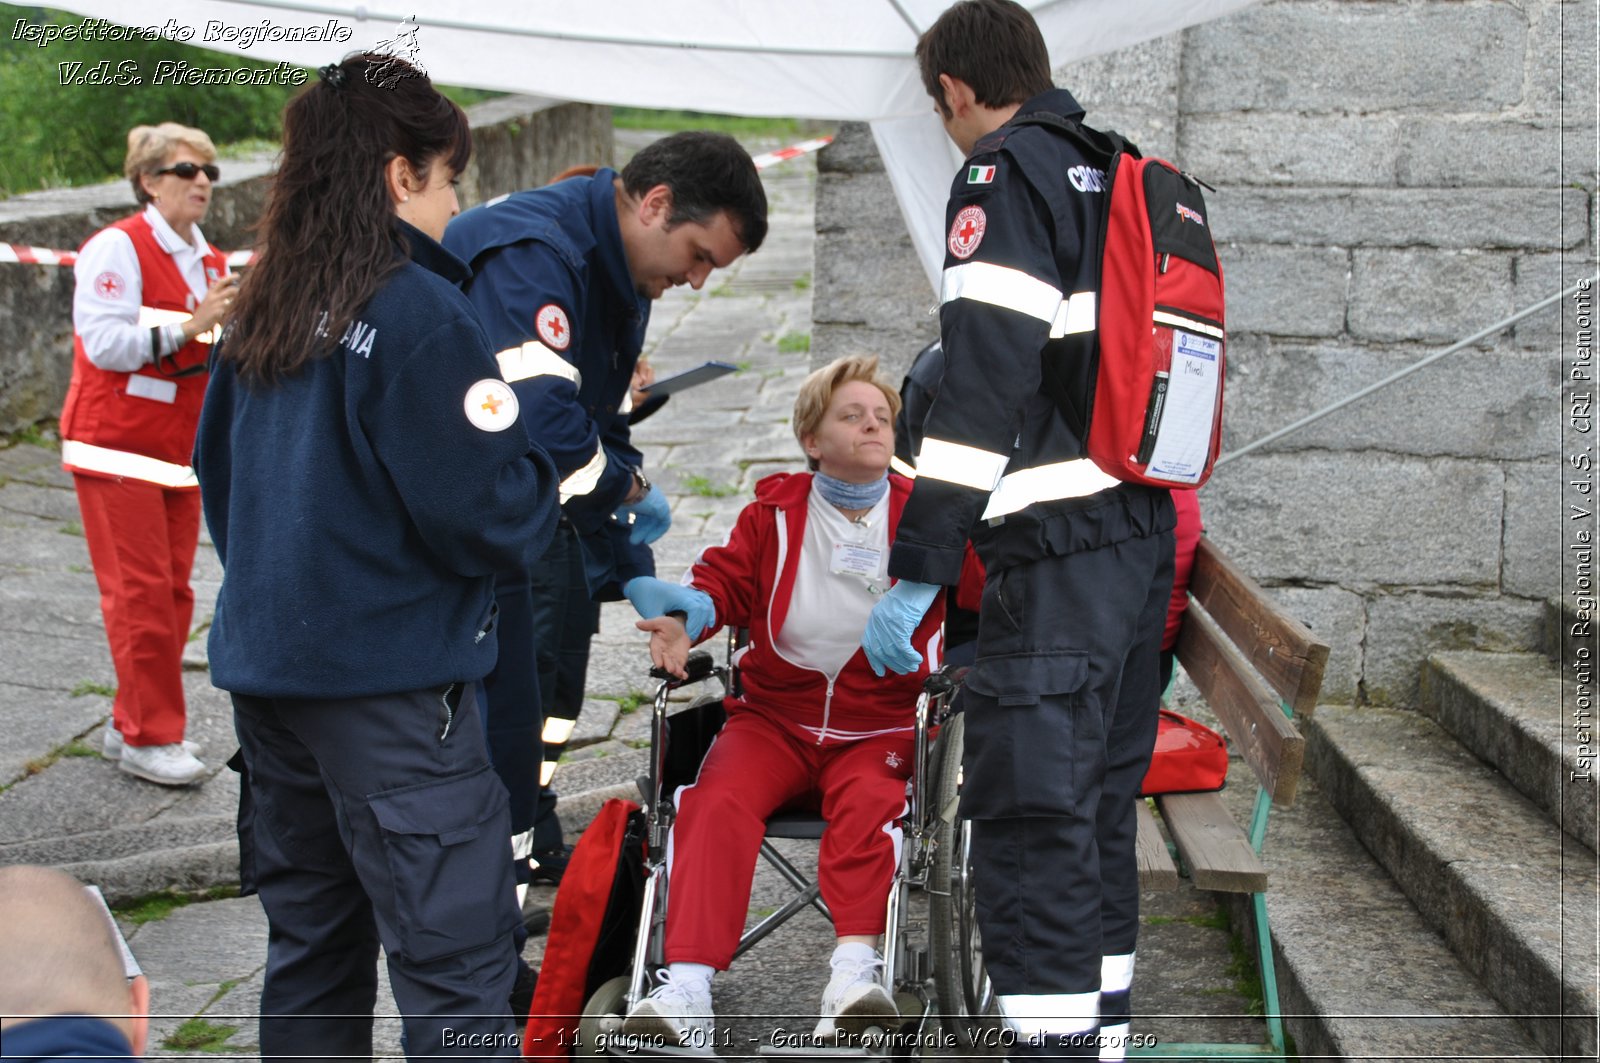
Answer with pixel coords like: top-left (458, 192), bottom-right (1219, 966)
top-left (482, 567), bottom-right (543, 848)
top-left (961, 526), bottom-right (1175, 999)
top-left (528, 518), bottom-right (602, 853)
top-left (233, 684), bottom-right (522, 1060)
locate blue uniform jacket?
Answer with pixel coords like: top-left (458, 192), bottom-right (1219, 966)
top-left (194, 222), bottom-right (561, 698)
top-left (4, 1016), bottom-right (137, 1060)
top-left (444, 170), bottom-right (654, 599)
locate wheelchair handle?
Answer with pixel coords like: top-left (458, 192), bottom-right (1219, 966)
top-left (649, 648), bottom-right (718, 686)
top-left (922, 663), bottom-right (970, 697)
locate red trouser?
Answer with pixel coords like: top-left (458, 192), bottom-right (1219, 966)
top-left (74, 473), bottom-right (200, 747)
top-left (663, 708), bottom-right (914, 970)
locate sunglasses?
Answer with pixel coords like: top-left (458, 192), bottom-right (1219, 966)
top-left (154, 161), bottom-right (220, 181)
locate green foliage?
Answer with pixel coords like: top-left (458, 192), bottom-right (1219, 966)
top-left (163, 1018), bottom-right (240, 1053)
top-left (680, 474), bottom-right (740, 498)
top-left (70, 681), bottom-right (115, 697)
top-left (59, 522), bottom-right (82, 536)
top-left (114, 885), bottom-right (238, 925)
top-left (0, 5), bottom-right (311, 196)
top-left (615, 690), bottom-right (649, 715)
top-left (793, 272), bottom-right (811, 291)
top-left (776, 331), bottom-right (811, 354)
top-left (60, 740), bottom-right (98, 757)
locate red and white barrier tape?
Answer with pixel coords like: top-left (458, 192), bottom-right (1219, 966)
top-left (2, 134), bottom-right (834, 267)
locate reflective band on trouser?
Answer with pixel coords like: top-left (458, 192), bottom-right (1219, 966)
top-left (980, 459), bottom-right (1119, 521)
top-left (61, 440), bottom-right (197, 489)
top-left (889, 455), bottom-right (917, 479)
top-left (557, 444), bottom-right (607, 503)
top-left (541, 717), bottom-right (575, 745)
top-left (998, 991), bottom-right (1099, 1037)
top-left (1152, 309), bottom-right (1224, 339)
top-left (539, 760), bottom-right (557, 787)
top-left (941, 261), bottom-right (1062, 324)
top-left (496, 340), bottom-right (582, 387)
top-left (916, 437), bottom-right (1009, 491)
top-left (1050, 292), bottom-right (1098, 337)
top-left (1099, 953), bottom-right (1135, 1063)
top-left (137, 305), bottom-right (216, 345)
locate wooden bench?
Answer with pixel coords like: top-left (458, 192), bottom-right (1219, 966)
top-left (1129, 536), bottom-right (1330, 1057)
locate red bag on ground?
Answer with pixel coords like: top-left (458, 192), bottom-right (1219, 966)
top-left (1139, 710), bottom-right (1228, 796)
top-left (523, 798), bottom-right (645, 1059)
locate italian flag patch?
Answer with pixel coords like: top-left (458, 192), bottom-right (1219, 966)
top-left (966, 164), bottom-right (996, 184)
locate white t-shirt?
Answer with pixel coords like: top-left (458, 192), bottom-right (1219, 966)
top-left (773, 483), bottom-right (890, 680)
top-left (72, 203), bottom-right (214, 372)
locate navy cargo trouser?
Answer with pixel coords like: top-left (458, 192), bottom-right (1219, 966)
top-left (233, 683), bottom-right (522, 1060)
top-left (960, 525), bottom-right (1174, 1051)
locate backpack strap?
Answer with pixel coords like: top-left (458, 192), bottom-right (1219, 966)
top-left (1005, 111), bottom-right (1139, 165)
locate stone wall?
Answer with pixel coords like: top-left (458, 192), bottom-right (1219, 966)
top-left (813, 0), bottom-right (1595, 706)
top-left (0, 97), bottom-right (611, 435)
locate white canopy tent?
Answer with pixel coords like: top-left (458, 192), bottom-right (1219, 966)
top-left (55, 0), bottom-right (1260, 288)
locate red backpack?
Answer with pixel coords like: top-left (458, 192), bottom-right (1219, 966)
top-left (1140, 710), bottom-right (1229, 796)
top-left (1015, 115), bottom-right (1226, 489)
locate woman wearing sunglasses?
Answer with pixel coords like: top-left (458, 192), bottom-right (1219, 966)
top-left (60, 123), bottom-right (239, 787)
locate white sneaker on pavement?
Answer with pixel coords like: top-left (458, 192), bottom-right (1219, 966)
top-left (622, 968), bottom-right (715, 1051)
top-left (102, 726), bottom-right (201, 761)
top-left (118, 742), bottom-right (207, 786)
top-left (815, 950), bottom-right (898, 1040)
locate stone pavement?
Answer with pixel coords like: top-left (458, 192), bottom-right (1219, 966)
top-left (0, 136), bottom-right (1262, 1058)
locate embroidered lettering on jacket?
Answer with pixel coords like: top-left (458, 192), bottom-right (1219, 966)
top-left (341, 319), bottom-right (378, 358)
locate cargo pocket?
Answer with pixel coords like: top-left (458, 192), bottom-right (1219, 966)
top-left (959, 651), bottom-right (1093, 819)
top-left (368, 765), bottom-right (518, 964)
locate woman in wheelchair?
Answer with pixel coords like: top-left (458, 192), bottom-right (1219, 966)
top-left (622, 355), bottom-right (949, 1046)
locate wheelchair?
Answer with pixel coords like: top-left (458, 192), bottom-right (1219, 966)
top-left (574, 647), bottom-right (993, 1058)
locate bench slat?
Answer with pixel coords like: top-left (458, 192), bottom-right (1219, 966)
top-left (1188, 537), bottom-right (1330, 719)
top-left (1155, 790), bottom-right (1268, 893)
top-left (1175, 601), bottom-right (1305, 807)
top-left (1135, 798), bottom-right (1179, 891)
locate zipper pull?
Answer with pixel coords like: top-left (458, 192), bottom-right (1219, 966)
top-left (1158, 253), bottom-right (1170, 275)
top-left (1184, 171), bottom-right (1217, 193)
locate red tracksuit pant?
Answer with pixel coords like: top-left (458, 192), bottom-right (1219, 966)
top-left (663, 708), bottom-right (914, 970)
top-left (74, 473), bottom-right (200, 747)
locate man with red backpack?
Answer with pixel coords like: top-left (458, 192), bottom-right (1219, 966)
top-left (861, 2), bottom-right (1177, 1058)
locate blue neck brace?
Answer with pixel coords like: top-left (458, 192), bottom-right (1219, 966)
top-left (814, 470), bottom-right (889, 511)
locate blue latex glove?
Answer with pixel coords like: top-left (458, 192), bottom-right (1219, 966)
top-left (861, 580), bottom-right (940, 676)
top-left (615, 484), bottom-right (671, 545)
top-left (623, 576), bottom-right (716, 640)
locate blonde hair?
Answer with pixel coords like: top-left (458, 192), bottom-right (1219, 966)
top-left (792, 354), bottom-right (901, 470)
top-left (125, 122), bottom-right (217, 206)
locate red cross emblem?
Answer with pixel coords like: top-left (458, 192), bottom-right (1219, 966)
top-left (465, 379), bottom-right (518, 432)
top-left (535, 303), bottom-right (572, 351)
top-left (94, 271), bottom-right (125, 300)
top-left (948, 206), bottom-right (986, 260)
top-left (481, 393), bottom-right (503, 414)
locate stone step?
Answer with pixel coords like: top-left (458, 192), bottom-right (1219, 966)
top-left (1422, 651), bottom-right (1597, 848)
top-left (1541, 596), bottom-right (1594, 671)
top-left (1307, 703), bottom-right (1599, 1059)
top-left (1216, 772), bottom-right (1545, 1061)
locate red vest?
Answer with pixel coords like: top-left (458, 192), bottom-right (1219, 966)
top-left (60, 213), bottom-right (225, 488)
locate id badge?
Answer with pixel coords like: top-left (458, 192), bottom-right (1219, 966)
top-left (832, 541), bottom-right (883, 580)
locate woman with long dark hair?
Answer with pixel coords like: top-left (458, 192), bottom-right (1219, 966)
top-left (193, 52), bottom-right (558, 1058)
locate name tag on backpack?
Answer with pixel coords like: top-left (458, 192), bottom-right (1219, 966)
top-left (126, 374), bottom-right (177, 404)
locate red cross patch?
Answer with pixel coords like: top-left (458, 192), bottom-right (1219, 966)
top-left (947, 206), bottom-right (987, 260)
top-left (93, 271), bottom-right (125, 300)
top-left (464, 379), bottom-right (519, 432)
top-left (535, 303), bottom-right (571, 351)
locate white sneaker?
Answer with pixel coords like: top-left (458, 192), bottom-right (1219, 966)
top-left (103, 727), bottom-right (201, 761)
top-left (815, 952), bottom-right (898, 1040)
top-left (622, 969), bottom-right (715, 1050)
top-left (118, 742), bottom-right (207, 786)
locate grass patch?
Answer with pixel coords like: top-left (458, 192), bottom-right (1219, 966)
top-left (113, 886), bottom-right (239, 926)
top-left (67, 563), bottom-right (90, 574)
top-left (59, 522), bottom-right (83, 537)
top-left (681, 474), bottom-right (741, 498)
top-left (60, 740), bottom-right (98, 758)
top-left (6, 422), bottom-right (54, 448)
top-left (709, 283), bottom-right (734, 298)
top-left (163, 1018), bottom-right (240, 1054)
top-left (735, 360), bottom-right (754, 372)
top-left (71, 681), bottom-right (115, 698)
top-left (615, 691), bottom-right (650, 716)
top-left (613, 108), bottom-right (810, 138)
top-left (776, 331), bottom-right (811, 354)
top-left (793, 273), bottom-right (812, 291)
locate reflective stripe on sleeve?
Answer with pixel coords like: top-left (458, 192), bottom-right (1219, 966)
top-left (137, 305), bottom-right (216, 345)
top-left (889, 455), bottom-right (917, 479)
top-left (1048, 292), bottom-right (1097, 337)
top-left (539, 761), bottom-right (557, 787)
top-left (940, 261), bottom-right (1062, 325)
top-left (916, 437), bottom-right (1009, 492)
top-left (496, 340), bottom-right (582, 387)
top-left (61, 440), bottom-right (198, 489)
top-left (542, 716), bottom-right (576, 745)
top-left (557, 443), bottom-right (607, 502)
top-left (979, 459), bottom-right (1119, 520)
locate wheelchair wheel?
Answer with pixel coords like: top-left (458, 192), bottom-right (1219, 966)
top-left (927, 712), bottom-right (1002, 1052)
top-left (576, 975), bottom-right (629, 1057)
